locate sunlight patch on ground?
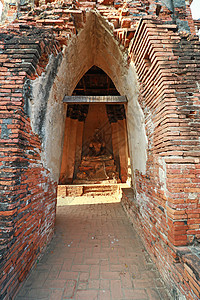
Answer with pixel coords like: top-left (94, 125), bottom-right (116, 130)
top-left (57, 195), bottom-right (121, 206)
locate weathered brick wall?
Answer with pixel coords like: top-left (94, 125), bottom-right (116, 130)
top-left (122, 17), bottom-right (200, 299)
top-left (166, 33), bottom-right (200, 246)
top-left (129, 17), bottom-right (200, 247)
top-left (0, 28), bottom-right (60, 299)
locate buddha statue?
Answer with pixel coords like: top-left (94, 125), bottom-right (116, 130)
top-left (89, 129), bottom-right (106, 156)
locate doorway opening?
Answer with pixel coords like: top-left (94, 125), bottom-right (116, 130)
top-left (58, 66), bottom-right (131, 197)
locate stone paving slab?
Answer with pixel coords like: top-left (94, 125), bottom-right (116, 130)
top-left (15, 196), bottom-right (171, 300)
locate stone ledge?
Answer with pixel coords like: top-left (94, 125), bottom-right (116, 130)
top-left (176, 246), bottom-right (200, 298)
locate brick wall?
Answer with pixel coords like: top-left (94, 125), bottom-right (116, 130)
top-left (0, 28), bottom-right (60, 299)
top-left (129, 17), bottom-right (200, 247)
top-left (122, 17), bottom-right (200, 299)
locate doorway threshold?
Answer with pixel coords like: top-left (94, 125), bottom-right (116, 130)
top-left (57, 182), bottom-right (130, 197)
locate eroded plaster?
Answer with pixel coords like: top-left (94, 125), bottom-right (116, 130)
top-left (30, 10), bottom-right (148, 182)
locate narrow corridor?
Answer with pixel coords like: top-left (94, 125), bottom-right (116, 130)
top-left (15, 196), bottom-right (171, 300)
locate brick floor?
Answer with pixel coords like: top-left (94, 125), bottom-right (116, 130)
top-left (15, 196), bottom-right (171, 300)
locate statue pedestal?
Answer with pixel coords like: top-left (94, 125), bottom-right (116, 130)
top-left (74, 155), bottom-right (120, 184)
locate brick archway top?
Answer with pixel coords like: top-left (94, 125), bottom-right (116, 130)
top-left (62, 9), bottom-right (130, 96)
top-left (0, 0), bottom-right (196, 84)
top-left (1, 0), bottom-right (195, 36)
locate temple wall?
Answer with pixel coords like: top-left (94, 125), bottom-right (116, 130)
top-left (122, 18), bottom-right (200, 299)
top-left (0, 29), bottom-right (60, 299)
top-left (0, 0), bottom-right (199, 299)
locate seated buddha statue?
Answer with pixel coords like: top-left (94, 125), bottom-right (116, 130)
top-left (89, 129), bottom-right (106, 156)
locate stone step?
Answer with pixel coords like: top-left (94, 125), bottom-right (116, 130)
top-left (58, 185), bottom-right (83, 197)
top-left (82, 155), bottom-right (113, 161)
top-left (78, 165), bottom-right (116, 172)
top-left (80, 159), bottom-right (115, 167)
top-left (83, 185), bottom-right (118, 195)
top-left (57, 184), bottom-right (121, 197)
top-left (73, 178), bottom-right (120, 184)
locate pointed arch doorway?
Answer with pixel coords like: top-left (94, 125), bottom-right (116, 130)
top-left (59, 66), bottom-right (130, 189)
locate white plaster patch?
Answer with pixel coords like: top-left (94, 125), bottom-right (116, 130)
top-left (188, 193), bottom-right (197, 200)
top-left (30, 53), bottom-right (65, 182)
top-left (158, 157), bottom-right (167, 193)
top-left (126, 62), bottom-right (148, 175)
top-left (196, 81), bottom-right (200, 92)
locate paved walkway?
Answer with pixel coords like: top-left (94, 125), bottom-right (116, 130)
top-left (15, 196), bottom-right (171, 300)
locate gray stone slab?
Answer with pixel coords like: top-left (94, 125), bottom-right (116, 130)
top-left (63, 95), bottom-right (127, 104)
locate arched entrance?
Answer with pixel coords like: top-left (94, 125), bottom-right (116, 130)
top-left (30, 10), bottom-right (147, 187)
top-left (59, 66), bottom-right (130, 187)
